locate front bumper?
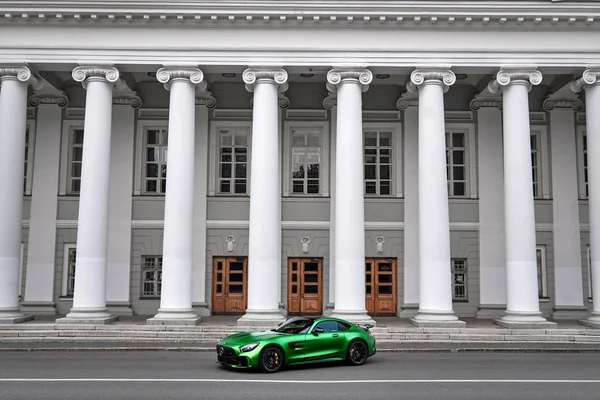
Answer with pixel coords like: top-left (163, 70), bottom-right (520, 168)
top-left (216, 344), bottom-right (258, 369)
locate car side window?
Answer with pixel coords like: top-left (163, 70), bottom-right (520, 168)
top-left (337, 322), bottom-right (350, 331)
top-left (314, 321), bottom-right (339, 333)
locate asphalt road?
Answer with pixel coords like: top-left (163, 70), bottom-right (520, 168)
top-left (0, 351), bottom-right (599, 399)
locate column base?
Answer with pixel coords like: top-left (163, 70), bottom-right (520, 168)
top-left (20, 301), bottom-right (57, 316)
top-left (107, 302), bottom-right (133, 317)
top-left (399, 303), bottom-right (419, 318)
top-left (328, 309), bottom-right (376, 326)
top-left (237, 309), bottom-right (287, 327)
top-left (495, 311), bottom-right (556, 329)
top-left (0, 309), bottom-right (34, 324)
top-left (476, 304), bottom-right (506, 319)
top-left (552, 306), bottom-right (590, 320)
top-left (58, 307), bottom-right (118, 324)
top-left (411, 309), bottom-right (465, 327)
top-left (147, 308), bottom-right (201, 325)
top-left (192, 302), bottom-right (211, 317)
top-left (577, 311), bottom-right (600, 328)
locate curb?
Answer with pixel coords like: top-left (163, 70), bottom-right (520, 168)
top-left (2, 347), bottom-right (600, 353)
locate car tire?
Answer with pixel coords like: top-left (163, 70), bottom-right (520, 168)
top-left (259, 345), bottom-right (284, 373)
top-left (346, 339), bottom-right (368, 366)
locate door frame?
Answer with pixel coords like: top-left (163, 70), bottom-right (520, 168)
top-left (287, 257), bottom-right (323, 316)
top-left (211, 256), bottom-right (248, 315)
top-left (365, 257), bottom-right (398, 316)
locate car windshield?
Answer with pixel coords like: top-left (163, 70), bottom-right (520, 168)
top-left (273, 317), bottom-right (314, 334)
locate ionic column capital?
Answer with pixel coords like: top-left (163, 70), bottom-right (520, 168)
top-left (28, 94), bottom-right (70, 108)
top-left (407, 69), bottom-right (455, 94)
top-left (571, 69), bottom-right (600, 93)
top-left (72, 66), bottom-right (119, 89)
top-left (542, 98), bottom-right (583, 111)
top-left (113, 96), bottom-right (142, 108)
top-left (488, 68), bottom-right (542, 94)
top-left (326, 68), bottom-right (372, 92)
top-left (0, 66), bottom-right (42, 90)
top-left (469, 98), bottom-right (503, 111)
top-left (156, 67), bottom-right (204, 90)
top-left (243, 68), bottom-right (288, 92)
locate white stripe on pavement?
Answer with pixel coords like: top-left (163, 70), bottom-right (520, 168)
top-left (1, 379), bottom-right (600, 384)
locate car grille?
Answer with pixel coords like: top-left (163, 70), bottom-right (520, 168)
top-left (216, 345), bottom-right (235, 358)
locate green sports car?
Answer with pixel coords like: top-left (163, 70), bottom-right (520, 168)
top-left (216, 316), bottom-right (376, 373)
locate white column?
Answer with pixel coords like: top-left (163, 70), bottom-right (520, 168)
top-left (572, 70), bottom-right (600, 325)
top-left (545, 99), bottom-right (587, 319)
top-left (61, 66), bottom-right (119, 323)
top-left (106, 103), bottom-right (136, 316)
top-left (473, 102), bottom-right (507, 319)
top-left (398, 102), bottom-right (419, 317)
top-left (0, 66), bottom-right (39, 323)
top-left (325, 96), bottom-right (337, 312)
top-left (149, 67), bottom-right (203, 325)
top-left (238, 68), bottom-right (288, 325)
top-left (192, 95), bottom-right (214, 317)
top-left (326, 68), bottom-right (374, 324)
top-left (22, 95), bottom-right (68, 316)
top-left (489, 69), bottom-right (552, 327)
top-left (407, 69), bottom-right (463, 326)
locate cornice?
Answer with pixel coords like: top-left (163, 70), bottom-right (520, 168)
top-left (3, 1), bottom-right (600, 29)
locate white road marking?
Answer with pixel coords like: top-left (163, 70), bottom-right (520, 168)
top-left (0, 379), bottom-right (599, 384)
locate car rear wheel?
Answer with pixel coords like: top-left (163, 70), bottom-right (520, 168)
top-left (346, 339), bottom-right (368, 366)
top-left (259, 345), bottom-right (284, 373)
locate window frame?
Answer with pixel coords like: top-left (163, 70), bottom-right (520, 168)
top-left (530, 126), bottom-right (551, 200)
top-left (133, 121), bottom-right (169, 196)
top-left (24, 120), bottom-right (36, 196)
top-left (445, 123), bottom-right (477, 199)
top-left (59, 121), bottom-right (85, 195)
top-left (576, 126), bottom-right (588, 199)
top-left (208, 121), bottom-right (253, 196)
top-left (451, 258), bottom-right (468, 301)
top-left (140, 255), bottom-right (163, 299)
top-left (362, 122), bottom-right (403, 198)
top-left (61, 244), bottom-right (77, 297)
top-left (283, 121), bottom-right (329, 197)
top-left (536, 245), bottom-right (548, 299)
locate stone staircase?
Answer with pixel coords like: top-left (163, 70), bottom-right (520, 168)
top-left (2, 323), bottom-right (600, 345)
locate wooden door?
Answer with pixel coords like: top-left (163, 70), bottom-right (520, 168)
top-left (288, 258), bottom-right (323, 315)
top-left (365, 258), bottom-right (397, 316)
top-left (212, 257), bottom-right (247, 314)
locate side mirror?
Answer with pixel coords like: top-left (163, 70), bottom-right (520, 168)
top-left (312, 327), bottom-right (324, 335)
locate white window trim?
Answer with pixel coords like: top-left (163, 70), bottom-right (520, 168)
top-left (18, 243), bottom-right (24, 298)
top-left (61, 243), bottom-right (77, 297)
top-left (446, 123), bottom-right (477, 199)
top-left (59, 120), bottom-right (84, 195)
top-left (587, 246), bottom-right (593, 300)
top-left (24, 120), bottom-right (36, 195)
top-left (450, 258), bottom-right (468, 301)
top-left (530, 126), bottom-right (551, 200)
top-left (140, 255), bottom-right (163, 298)
top-left (537, 245), bottom-right (548, 298)
top-left (283, 121), bottom-right (330, 197)
top-left (576, 126), bottom-right (587, 199)
top-left (363, 122), bottom-right (403, 198)
top-left (134, 120), bottom-right (169, 196)
top-left (208, 120), bottom-right (253, 196)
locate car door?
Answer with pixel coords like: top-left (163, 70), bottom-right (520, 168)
top-left (302, 320), bottom-right (346, 361)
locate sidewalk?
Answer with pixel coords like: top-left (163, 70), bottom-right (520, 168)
top-left (2, 316), bottom-right (600, 352)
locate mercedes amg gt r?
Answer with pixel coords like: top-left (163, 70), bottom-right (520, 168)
top-left (216, 316), bottom-right (376, 373)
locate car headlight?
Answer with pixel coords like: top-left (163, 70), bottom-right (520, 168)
top-left (240, 342), bottom-right (260, 353)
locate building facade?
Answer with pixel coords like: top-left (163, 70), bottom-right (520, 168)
top-left (0, 0), bottom-right (599, 328)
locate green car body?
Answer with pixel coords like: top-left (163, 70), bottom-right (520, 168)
top-left (216, 316), bottom-right (376, 373)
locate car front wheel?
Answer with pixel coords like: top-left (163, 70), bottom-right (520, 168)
top-left (259, 345), bottom-right (284, 373)
top-left (346, 339), bottom-right (368, 366)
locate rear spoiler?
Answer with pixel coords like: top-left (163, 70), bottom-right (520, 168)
top-left (358, 323), bottom-right (374, 330)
